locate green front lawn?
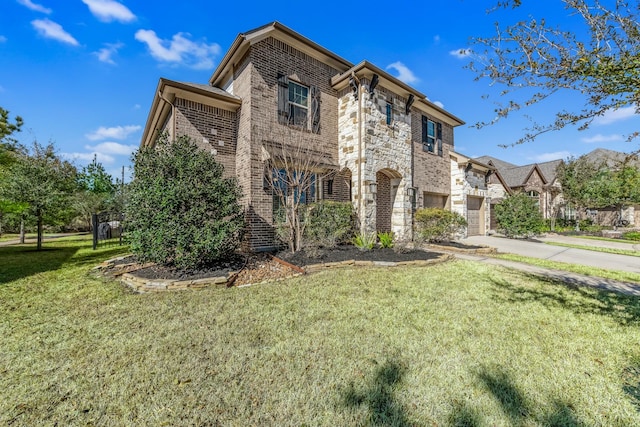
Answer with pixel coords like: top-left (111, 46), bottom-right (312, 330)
top-left (2, 238), bottom-right (640, 425)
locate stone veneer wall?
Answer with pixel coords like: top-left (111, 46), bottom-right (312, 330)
top-left (174, 98), bottom-right (238, 177)
top-left (337, 81), bottom-right (413, 240)
top-left (450, 160), bottom-right (490, 236)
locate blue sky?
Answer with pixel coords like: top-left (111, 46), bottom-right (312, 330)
top-left (2, 0), bottom-right (639, 181)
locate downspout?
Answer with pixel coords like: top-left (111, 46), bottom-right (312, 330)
top-left (157, 90), bottom-right (176, 142)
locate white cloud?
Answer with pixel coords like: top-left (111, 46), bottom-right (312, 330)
top-left (86, 125), bottom-right (141, 141)
top-left (580, 133), bottom-right (623, 144)
top-left (63, 152), bottom-right (115, 164)
top-left (135, 29), bottom-right (220, 69)
top-left (133, 104), bottom-right (141, 110)
top-left (449, 48), bottom-right (472, 59)
top-left (530, 151), bottom-right (571, 162)
top-left (31, 19), bottom-right (79, 46)
top-left (17, 0), bottom-right (52, 14)
top-left (0, 35), bottom-right (6, 43)
top-left (82, 0), bottom-right (135, 23)
top-left (94, 42), bottom-right (123, 65)
top-left (433, 35), bottom-right (441, 43)
top-left (386, 61), bottom-right (419, 84)
top-left (593, 106), bottom-right (637, 125)
top-left (84, 141), bottom-right (138, 156)
top-left (433, 100), bottom-right (444, 109)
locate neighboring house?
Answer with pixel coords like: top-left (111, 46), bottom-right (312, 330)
top-left (475, 148), bottom-right (640, 228)
top-left (450, 152), bottom-right (494, 236)
top-left (141, 22), bottom-right (465, 251)
top-left (476, 156), bottom-right (562, 224)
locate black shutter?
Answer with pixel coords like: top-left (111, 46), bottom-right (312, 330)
top-left (437, 122), bottom-right (443, 156)
top-left (311, 85), bottom-right (320, 133)
top-left (421, 116), bottom-right (428, 151)
top-left (277, 73), bottom-right (289, 124)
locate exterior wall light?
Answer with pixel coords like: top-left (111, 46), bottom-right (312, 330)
top-left (369, 182), bottom-right (377, 194)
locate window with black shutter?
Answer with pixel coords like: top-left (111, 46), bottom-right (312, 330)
top-left (277, 73), bottom-right (319, 132)
top-left (277, 73), bottom-right (289, 124)
top-left (437, 122), bottom-right (443, 156)
top-left (422, 116), bottom-right (435, 153)
top-left (311, 85), bottom-right (320, 133)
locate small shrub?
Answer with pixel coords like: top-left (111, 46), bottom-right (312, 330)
top-left (377, 231), bottom-right (394, 248)
top-left (304, 201), bottom-right (355, 248)
top-left (352, 232), bottom-right (375, 251)
top-left (414, 208), bottom-right (467, 243)
top-left (623, 231), bottom-right (640, 241)
top-left (494, 192), bottom-right (545, 238)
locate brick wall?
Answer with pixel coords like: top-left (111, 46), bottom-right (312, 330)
top-left (411, 110), bottom-right (452, 209)
top-left (238, 37), bottom-right (342, 251)
top-left (174, 98), bottom-right (238, 177)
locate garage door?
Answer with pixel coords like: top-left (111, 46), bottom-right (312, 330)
top-left (424, 193), bottom-right (447, 209)
top-left (467, 196), bottom-right (482, 236)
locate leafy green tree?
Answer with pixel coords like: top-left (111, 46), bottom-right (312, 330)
top-left (494, 192), bottom-right (544, 238)
top-left (555, 156), bottom-right (601, 229)
top-left (557, 153), bottom-right (640, 227)
top-left (0, 142), bottom-right (78, 249)
top-left (75, 155), bottom-right (116, 229)
top-left (469, 0), bottom-right (640, 144)
top-left (0, 107), bottom-right (26, 236)
top-left (125, 134), bottom-right (245, 269)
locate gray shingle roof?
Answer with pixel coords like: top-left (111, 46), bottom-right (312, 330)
top-left (536, 159), bottom-right (562, 183)
top-left (474, 156), bottom-right (517, 171)
top-left (176, 81), bottom-right (241, 101)
top-left (474, 148), bottom-right (637, 190)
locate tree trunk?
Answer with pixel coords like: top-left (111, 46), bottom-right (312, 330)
top-left (37, 212), bottom-right (43, 251)
top-left (19, 217), bottom-right (25, 244)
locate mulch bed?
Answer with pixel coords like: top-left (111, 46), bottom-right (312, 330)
top-left (100, 244), bottom-right (460, 290)
top-left (276, 245), bottom-right (442, 266)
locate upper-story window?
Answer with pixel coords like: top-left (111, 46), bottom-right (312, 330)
top-left (277, 73), bottom-right (320, 133)
top-left (288, 81), bottom-right (308, 126)
top-left (386, 102), bottom-right (393, 126)
top-left (422, 116), bottom-right (443, 156)
top-left (422, 117), bottom-right (435, 153)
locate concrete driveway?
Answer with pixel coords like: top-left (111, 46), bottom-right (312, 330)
top-left (462, 235), bottom-right (640, 274)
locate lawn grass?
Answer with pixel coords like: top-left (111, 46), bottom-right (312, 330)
top-left (573, 235), bottom-right (640, 244)
top-left (2, 238), bottom-right (640, 425)
top-left (544, 241), bottom-right (640, 258)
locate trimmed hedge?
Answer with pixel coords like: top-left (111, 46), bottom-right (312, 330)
top-left (414, 208), bottom-right (467, 242)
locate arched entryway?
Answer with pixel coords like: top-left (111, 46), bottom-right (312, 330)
top-left (375, 169), bottom-right (403, 234)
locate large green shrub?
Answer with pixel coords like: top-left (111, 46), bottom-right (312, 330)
top-left (125, 135), bottom-right (245, 269)
top-left (414, 208), bottom-right (467, 243)
top-left (494, 192), bottom-right (544, 238)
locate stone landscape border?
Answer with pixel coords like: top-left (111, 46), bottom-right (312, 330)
top-left (96, 250), bottom-right (461, 293)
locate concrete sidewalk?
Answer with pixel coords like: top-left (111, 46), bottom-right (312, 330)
top-left (536, 233), bottom-right (640, 252)
top-left (456, 234), bottom-right (640, 296)
top-left (462, 235), bottom-right (640, 274)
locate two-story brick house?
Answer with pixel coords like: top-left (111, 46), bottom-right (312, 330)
top-left (141, 22), bottom-right (464, 251)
